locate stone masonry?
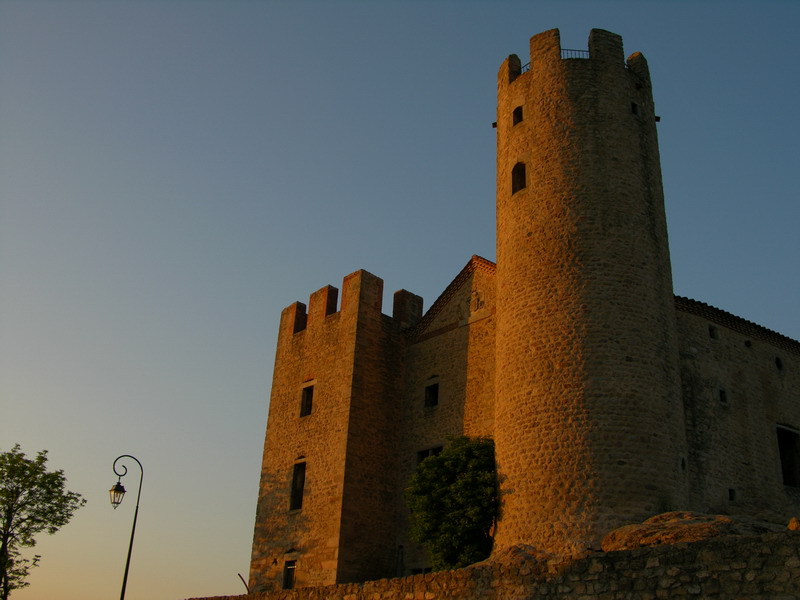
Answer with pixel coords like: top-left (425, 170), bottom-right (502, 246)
top-left (493, 28), bottom-right (687, 556)
top-left (245, 28), bottom-right (800, 594)
top-left (193, 531), bottom-right (800, 600)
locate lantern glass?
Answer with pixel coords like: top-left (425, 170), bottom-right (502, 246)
top-left (109, 481), bottom-right (126, 509)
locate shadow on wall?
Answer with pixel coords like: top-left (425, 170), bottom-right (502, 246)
top-left (249, 468), bottom-right (312, 593)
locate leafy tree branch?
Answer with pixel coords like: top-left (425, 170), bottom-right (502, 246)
top-left (0, 444), bottom-right (86, 599)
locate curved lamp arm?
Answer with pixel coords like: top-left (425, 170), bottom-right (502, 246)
top-left (111, 454), bottom-right (143, 600)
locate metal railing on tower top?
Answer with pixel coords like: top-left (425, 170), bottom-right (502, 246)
top-left (561, 48), bottom-right (591, 59)
top-left (520, 48), bottom-right (590, 73)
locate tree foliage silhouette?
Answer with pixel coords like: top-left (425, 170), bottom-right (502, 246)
top-left (405, 436), bottom-right (498, 571)
top-left (0, 445), bottom-right (86, 599)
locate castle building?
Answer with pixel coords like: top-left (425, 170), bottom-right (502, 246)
top-left (248, 29), bottom-right (800, 592)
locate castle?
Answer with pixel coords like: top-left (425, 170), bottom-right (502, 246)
top-left (247, 29), bottom-right (800, 593)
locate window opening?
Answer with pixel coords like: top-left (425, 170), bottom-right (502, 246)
top-left (424, 383), bottom-right (439, 408)
top-left (300, 386), bottom-right (314, 417)
top-left (776, 357), bottom-right (784, 371)
top-left (728, 488), bottom-right (736, 501)
top-left (719, 389), bottom-right (728, 404)
top-left (416, 446), bottom-right (443, 465)
top-left (708, 325), bottom-right (719, 340)
top-left (282, 560), bottom-right (296, 590)
top-left (630, 102), bottom-right (639, 115)
top-left (511, 162), bottom-right (526, 194)
top-left (776, 427), bottom-right (800, 487)
top-left (289, 462), bottom-right (306, 510)
top-left (512, 106), bottom-right (523, 125)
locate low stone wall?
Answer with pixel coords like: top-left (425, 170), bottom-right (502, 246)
top-left (187, 531), bottom-right (800, 600)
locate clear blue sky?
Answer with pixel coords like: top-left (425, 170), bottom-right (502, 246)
top-left (1, 1), bottom-right (798, 599)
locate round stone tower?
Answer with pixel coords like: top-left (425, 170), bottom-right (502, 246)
top-left (493, 29), bottom-right (689, 556)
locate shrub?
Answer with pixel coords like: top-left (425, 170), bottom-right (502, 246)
top-left (405, 436), bottom-right (498, 570)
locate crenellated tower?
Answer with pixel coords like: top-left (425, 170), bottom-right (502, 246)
top-left (249, 270), bottom-right (421, 591)
top-left (493, 29), bottom-right (689, 555)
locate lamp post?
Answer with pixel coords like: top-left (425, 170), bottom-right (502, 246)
top-left (109, 455), bottom-right (143, 600)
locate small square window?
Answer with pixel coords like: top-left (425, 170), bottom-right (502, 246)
top-left (300, 386), bottom-right (313, 417)
top-left (282, 560), bottom-right (296, 589)
top-left (424, 383), bottom-right (439, 407)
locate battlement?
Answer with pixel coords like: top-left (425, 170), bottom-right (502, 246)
top-left (251, 29), bottom-right (800, 590)
top-left (393, 289), bottom-right (424, 328)
top-left (279, 270), bottom-right (423, 335)
top-left (502, 28), bottom-right (649, 85)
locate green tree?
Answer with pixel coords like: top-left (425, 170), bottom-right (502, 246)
top-left (405, 436), bottom-right (498, 571)
top-left (0, 444), bottom-right (86, 599)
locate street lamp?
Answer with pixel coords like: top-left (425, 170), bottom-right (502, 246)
top-left (110, 455), bottom-right (143, 600)
top-left (109, 481), bottom-right (126, 508)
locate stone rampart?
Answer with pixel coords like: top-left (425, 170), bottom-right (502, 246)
top-left (190, 531), bottom-right (800, 600)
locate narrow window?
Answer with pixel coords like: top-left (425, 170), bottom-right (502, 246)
top-left (776, 427), bottom-right (800, 487)
top-left (511, 162), bottom-right (526, 194)
top-left (776, 357), bottom-right (784, 371)
top-left (289, 462), bottom-right (306, 510)
top-left (512, 106), bottom-right (523, 125)
top-left (728, 488), bottom-right (736, 501)
top-left (424, 383), bottom-right (439, 407)
top-left (630, 102), bottom-right (639, 115)
top-left (708, 325), bottom-right (719, 340)
top-left (719, 389), bottom-right (728, 404)
top-left (300, 386), bottom-right (314, 417)
top-left (282, 560), bottom-right (296, 589)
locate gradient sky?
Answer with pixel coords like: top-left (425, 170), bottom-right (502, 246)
top-left (1, 1), bottom-right (798, 599)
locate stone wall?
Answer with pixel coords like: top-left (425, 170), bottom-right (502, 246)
top-left (493, 27), bottom-right (688, 557)
top-left (675, 298), bottom-right (800, 517)
top-left (396, 257), bottom-right (497, 572)
top-left (250, 271), bottom-right (409, 591)
top-left (190, 532), bottom-right (800, 600)
top-left (249, 287), bottom-right (353, 590)
top-left (336, 274), bottom-right (407, 584)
